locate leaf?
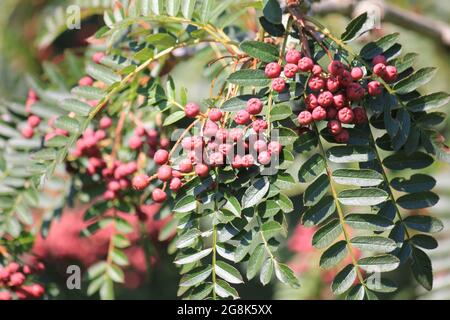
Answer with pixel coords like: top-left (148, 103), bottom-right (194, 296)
top-left (259, 16), bottom-right (285, 37)
top-left (223, 192), bottom-right (241, 217)
top-left (173, 195), bottom-right (197, 213)
top-left (358, 254), bottom-right (400, 272)
top-left (294, 131), bottom-right (318, 154)
top-left (72, 86), bottom-right (105, 101)
top-left (392, 108), bottom-right (410, 150)
top-left (240, 41), bottom-right (279, 63)
top-left (260, 259), bottom-right (274, 285)
top-left (274, 263), bottom-right (300, 288)
top-left (241, 177), bottom-right (269, 208)
top-left (221, 94), bottom-right (258, 112)
top-left (163, 110), bottom-right (185, 126)
top-left (411, 247), bottom-right (433, 291)
top-left (302, 195), bottom-right (336, 227)
top-left (107, 265), bottom-right (124, 283)
top-left (60, 98), bottom-right (92, 116)
top-left (298, 154), bottom-right (325, 183)
top-left (111, 249), bottom-right (129, 266)
top-left (200, 0), bottom-right (213, 23)
top-left (277, 127), bottom-right (298, 146)
top-left (403, 215), bottom-right (443, 233)
top-left (214, 279), bottom-right (239, 299)
top-left (215, 261), bottom-right (243, 284)
top-left (174, 248), bottom-right (212, 265)
top-left (261, 221), bottom-right (283, 240)
top-left (270, 104), bottom-right (292, 121)
top-left (366, 278), bottom-right (398, 293)
top-left (312, 219), bottom-right (343, 249)
top-left (303, 174), bottom-right (329, 206)
top-left (86, 62), bottom-right (121, 86)
top-left (99, 278), bottom-right (114, 300)
top-left (320, 241), bottom-right (348, 269)
top-left (406, 92), bottom-right (450, 112)
top-left (338, 188), bottom-right (388, 206)
top-left (227, 69), bottom-right (271, 87)
top-left (31, 148), bottom-right (57, 161)
top-left (394, 68), bottom-right (437, 94)
top-left (350, 236), bottom-right (397, 253)
top-left (263, 0), bottom-right (282, 24)
top-left (247, 245), bottom-right (266, 280)
top-left (383, 151), bottom-right (434, 170)
top-left (166, 0), bottom-right (181, 16)
top-left (188, 283), bottom-right (213, 300)
top-left (345, 214), bottom-right (394, 231)
top-left (396, 191), bottom-right (439, 210)
top-left (410, 234), bottom-right (438, 250)
top-left (54, 116), bottom-right (80, 134)
top-left (333, 169), bottom-right (383, 187)
top-left (327, 146), bottom-right (375, 163)
top-left (393, 52), bottom-right (418, 73)
top-left (341, 12), bottom-right (374, 42)
top-left (45, 135), bottom-right (69, 147)
top-left (331, 264), bottom-right (356, 295)
top-left (176, 229), bottom-right (200, 249)
top-left (360, 33), bottom-right (400, 59)
top-left (346, 284), bottom-right (365, 300)
top-left (390, 174), bottom-right (436, 193)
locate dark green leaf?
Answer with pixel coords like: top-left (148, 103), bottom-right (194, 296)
top-left (312, 219), bottom-right (342, 249)
top-left (394, 68), bottom-right (437, 94)
top-left (333, 169), bottom-right (383, 187)
top-left (240, 41), bottom-right (279, 63)
top-left (320, 241), bottom-right (348, 269)
top-left (338, 188), bottom-right (388, 206)
top-left (227, 69), bottom-right (271, 87)
top-left (397, 191), bottom-right (439, 210)
top-left (404, 215), bottom-right (443, 233)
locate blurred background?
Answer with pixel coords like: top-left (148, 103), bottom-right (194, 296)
top-left (0, 0), bottom-right (449, 299)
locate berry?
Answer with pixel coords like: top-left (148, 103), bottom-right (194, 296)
top-left (326, 76), bottom-right (340, 92)
top-left (335, 128), bottom-right (349, 143)
top-left (308, 76), bottom-right (325, 91)
top-left (218, 144), bottom-right (232, 156)
top-left (157, 165), bottom-right (173, 181)
top-left (318, 91), bottom-right (334, 107)
top-left (154, 149), bottom-right (169, 165)
top-left (268, 141), bottom-right (282, 155)
top-left (21, 125), bottom-right (34, 139)
top-left (351, 67), bottom-right (364, 80)
top-left (337, 70), bottom-right (352, 87)
top-left (195, 163), bottom-right (210, 177)
top-left (242, 155), bottom-right (255, 167)
top-left (129, 135), bottom-right (143, 150)
top-left (92, 52), bottom-right (106, 64)
top-left (298, 111), bottom-right (313, 126)
top-left (353, 107), bottom-right (367, 125)
top-left (24, 284), bottom-right (45, 298)
top-left (373, 63), bottom-right (386, 76)
top-left (252, 119), bottom-right (268, 133)
top-left (152, 188), bottom-right (167, 203)
top-left (338, 107), bottom-right (354, 124)
top-left (132, 174), bottom-right (150, 190)
top-left (99, 116), bottom-right (112, 129)
top-left (209, 152), bottom-right (224, 167)
top-left (265, 62), bottom-right (281, 78)
top-left (271, 78), bottom-right (286, 92)
top-left (312, 106), bottom-right (327, 121)
top-left (103, 190), bottom-right (116, 200)
top-left (327, 120), bottom-right (342, 135)
top-left (9, 272), bottom-right (25, 286)
top-left (215, 128), bottom-right (228, 142)
top-left (312, 64), bottom-right (323, 75)
top-left (232, 155), bottom-right (242, 169)
top-left (185, 103), bottom-right (201, 118)
top-left (234, 110), bottom-right (251, 125)
top-left (208, 108), bottom-right (223, 121)
top-left (298, 57), bottom-right (314, 72)
top-left (253, 140), bottom-right (267, 152)
top-left (246, 98), bottom-right (263, 115)
top-left (346, 82), bottom-right (365, 101)
top-left (229, 128), bottom-right (243, 141)
top-left (169, 177), bottom-right (182, 192)
top-left (27, 115), bottom-right (41, 128)
top-left (285, 49), bottom-right (301, 64)
top-left (7, 263), bottom-right (19, 273)
top-left (258, 151), bottom-right (271, 165)
top-left (368, 81), bottom-right (383, 96)
top-left (327, 107), bottom-right (338, 120)
top-left (383, 65), bottom-right (398, 83)
top-left (305, 94), bottom-right (319, 110)
top-left (372, 55), bottom-right (387, 65)
top-left (135, 126), bottom-right (146, 137)
top-left (204, 120), bottom-right (219, 137)
top-left (328, 60), bottom-right (345, 76)
top-left (179, 159), bottom-right (193, 173)
top-left (0, 291), bottom-right (12, 300)
top-left (108, 180), bottom-right (121, 192)
top-left (284, 63), bottom-right (298, 78)
top-left (78, 76), bottom-right (94, 86)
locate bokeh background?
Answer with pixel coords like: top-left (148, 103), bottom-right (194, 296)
top-left (0, 0), bottom-right (449, 299)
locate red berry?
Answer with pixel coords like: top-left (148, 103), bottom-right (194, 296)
top-left (353, 107), bottom-right (367, 125)
top-left (252, 119), bottom-right (268, 133)
top-left (185, 103), bottom-right (201, 118)
top-left (284, 63), bottom-right (298, 78)
top-left (335, 128), bottom-right (349, 143)
top-left (318, 91), bottom-right (334, 107)
top-left (327, 120), bottom-right (343, 135)
top-left (21, 125), bottom-right (34, 139)
top-left (0, 291), bottom-right (12, 300)
top-left (346, 82), bottom-right (365, 101)
top-left (7, 263), bottom-right (20, 273)
top-left (218, 144), bottom-right (232, 156)
top-left (232, 155), bottom-right (242, 169)
top-left (305, 94), bottom-right (319, 110)
top-left (383, 65), bottom-right (398, 83)
top-left (26, 284), bottom-right (45, 298)
top-left (298, 111), bottom-right (313, 126)
top-left (92, 52), bottom-right (105, 64)
top-left (312, 106), bottom-right (327, 121)
top-left (129, 135), bottom-right (143, 150)
top-left (103, 190), bottom-right (116, 200)
top-left (308, 76), bottom-right (325, 91)
top-left (326, 76), bottom-right (340, 92)
top-left (265, 62), bottom-right (282, 78)
top-left (229, 128), bottom-right (243, 141)
top-left (132, 174), bottom-right (150, 190)
top-left (258, 151), bottom-right (271, 165)
top-left (209, 152), bottom-right (224, 167)
top-left (169, 177), bottom-right (182, 192)
top-left (215, 128), bottom-right (228, 142)
top-left (78, 76), bottom-right (94, 86)
top-left (157, 165), bottom-right (173, 181)
top-left (152, 188), bottom-right (167, 203)
top-left (253, 140), bottom-right (267, 152)
top-left (338, 107), bottom-right (354, 124)
top-left (337, 70), bottom-right (352, 87)
top-left (204, 120), bottom-right (219, 137)
top-left (179, 159), bottom-right (193, 173)
top-left (154, 149), bottom-right (169, 165)
top-left (9, 272), bottom-right (25, 286)
top-left (208, 108), bottom-right (223, 122)
top-left (242, 155), bottom-right (255, 167)
top-left (268, 141), bottom-right (282, 155)
top-left (285, 49), bottom-right (301, 64)
top-left (312, 64), bottom-right (323, 75)
top-left (298, 57), bottom-right (314, 72)
top-left (271, 78), bottom-right (286, 92)
top-left (368, 81), bottom-right (383, 96)
top-left (27, 115), bottom-right (41, 128)
top-left (327, 107), bottom-right (338, 120)
top-left (195, 163), bottom-right (210, 177)
top-left (351, 67), bottom-right (364, 80)
top-left (234, 110), bottom-right (251, 125)
top-left (373, 63), bottom-right (387, 77)
top-left (246, 98), bottom-right (263, 115)
top-left (108, 180), bottom-right (121, 192)
top-left (372, 55), bottom-right (387, 65)
top-left (328, 60), bottom-right (345, 76)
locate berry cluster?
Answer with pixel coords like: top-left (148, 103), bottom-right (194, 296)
top-left (264, 49), bottom-right (398, 142)
top-left (21, 90), bottom-right (42, 139)
top-left (0, 262), bottom-right (45, 300)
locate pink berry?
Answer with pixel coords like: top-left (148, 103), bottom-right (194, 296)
top-left (326, 76), bottom-right (340, 93)
top-left (298, 111), bottom-right (313, 126)
top-left (373, 63), bottom-right (387, 76)
top-left (372, 55), bottom-right (387, 65)
top-left (246, 98), bottom-right (263, 115)
top-left (312, 106), bottom-right (327, 121)
top-left (9, 272), bottom-right (25, 286)
top-left (195, 163), bottom-right (210, 177)
top-left (327, 107), bottom-right (338, 120)
top-left (268, 141), bottom-right (282, 155)
top-left (353, 107), bottom-right (367, 125)
top-left (338, 107), bottom-right (354, 124)
top-left (92, 52), bottom-right (105, 64)
top-left (298, 57), bottom-right (314, 72)
top-left (346, 82), bottom-right (365, 101)
top-left (135, 126), bottom-right (146, 137)
top-left (351, 67), bottom-right (364, 80)
top-left (204, 120), bottom-right (219, 138)
top-left (215, 128), bottom-right (228, 142)
top-left (208, 108), bottom-right (223, 122)
top-left (157, 165), bottom-right (173, 181)
top-left (154, 149), bottom-right (169, 165)
top-left (229, 128), bottom-right (243, 141)
top-left (99, 117), bottom-right (112, 129)
top-left (252, 119), bottom-right (268, 133)
top-left (25, 284), bottom-right (45, 298)
top-left (152, 188), bottom-right (167, 203)
top-left (0, 291), bottom-right (12, 300)
top-left (209, 152), bottom-right (224, 167)
top-left (335, 128), bottom-right (349, 143)
top-left (318, 91), bottom-right (334, 107)
top-left (272, 78), bottom-right (286, 92)
top-left (368, 81), bottom-right (383, 96)
top-left (258, 151), bottom-right (272, 165)
top-left (232, 155), bottom-right (242, 169)
top-left (284, 63), bottom-right (298, 78)
top-left (328, 60), bottom-right (345, 76)
top-left (383, 66), bottom-right (398, 83)
top-left (253, 140), bottom-right (267, 152)
top-left (234, 110), bottom-right (251, 125)
top-left (334, 92), bottom-right (348, 108)
top-left (129, 135), bottom-right (143, 150)
top-left (132, 174), bottom-right (150, 190)
top-left (108, 180), bottom-right (121, 192)
top-left (185, 103), bottom-right (201, 118)
top-left (285, 49), bottom-right (301, 64)
top-left (327, 120), bottom-right (343, 135)
top-left (7, 263), bottom-right (20, 273)
top-left (27, 115), bottom-right (41, 128)
top-left (179, 159), bottom-right (193, 173)
top-left (312, 64), bottom-right (323, 75)
top-left (21, 125), bottom-right (34, 139)
top-left (265, 62), bottom-right (281, 78)
top-left (242, 155), bottom-right (255, 167)
top-left (337, 70), bottom-right (353, 87)
top-left (308, 76), bottom-right (325, 91)
top-left (218, 144), bottom-right (232, 156)
top-left (305, 94), bottom-right (319, 110)
top-left (169, 177), bottom-right (182, 192)
top-left (103, 190), bottom-right (116, 200)
top-left (78, 76), bottom-right (94, 86)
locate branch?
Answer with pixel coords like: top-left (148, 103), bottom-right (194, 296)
top-left (311, 0), bottom-right (450, 47)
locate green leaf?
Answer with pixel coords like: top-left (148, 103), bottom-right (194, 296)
top-left (107, 265), bottom-right (124, 283)
top-left (215, 261), bottom-right (243, 284)
top-left (240, 41), bottom-right (279, 63)
top-left (263, 0), bottom-right (282, 24)
top-left (338, 188), bottom-right (388, 206)
top-left (166, 0), bottom-right (181, 16)
top-left (396, 191), bottom-right (439, 210)
top-left (180, 265), bottom-right (212, 287)
top-left (146, 33), bottom-right (177, 48)
top-left (227, 69), bottom-right (271, 87)
top-left (346, 284), bottom-right (365, 300)
top-left (411, 247), bottom-right (433, 290)
top-left (327, 146), bottom-right (375, 163)
top-left (214, 279), bottom-right (239, 299)
top-left (247, 245), bottom-right (266, 280)
top-left (383, 152), bottom-right (434, 170)
top-left (294, 131), bottom-right (318, 154)
top-left (223, 192), bottom-right (241, 217)
top-left (366, 278), bottom-right (398, 293)
top-left (174, 248), bottom-right (212, 265)
top-left (320, 241), bottom-right (348, 269)
top-left (312, 219), bottom-right (342, 249)
top-left (31, 148), bottom-right (57, 161)
top-left (350, 236), bottom-right (397, 253)
top-left (358, 254), bottom-right (400, 272)
top-left (176, 229), bottom-right (200, 249)
top-left (260, 259), bottom-right (274, 286)
top-left (331, 264), bottom-right (356, 295)
top-left (111, 249), bottom-right (129, 266)
top-left (188, 283), bottom-right (213, 300)
top-left (262, 221), bottom-right (283, 240)
top-left (298, 154), bottom-right (325, 183)
top-left (174, 195), bottom-right (197, 213)
top-left (163, 110), bottom-right (185, 126)
top-left (200, 0), bottom-right (213, 23)
top-left (303, 174), bottom-right (329, 206)
top-left (86, 62), bottom-right (121, 86)
top-left (410, 234), bottom-right (438, 250)
top-left (277, 127), bottom-right (298, 146)
top-left (241, 177), bottom-right (269, 208)
top-left (341, 12), bottom-right (374, 42)
top-left (302, 195), bottom-right (336, 227)
top-left (390, 174), bottom-right (436, 193)
top-left (393, 52), bottom-right (418, 73)
top-left (60, 99), bottom-right (92, 116)
top-left (99, 278), bottom-right (114, 300)
top-left (345, 214), bottom-right (394, 231)
top-left (406, 92), bottom-right (450, 112)
top-left (394, 68), bottom-right (437, 94)
top-left (270, 104), bottom-right (292, 121)
top-left (360, 33), bottom-right (400, 59)
top-left (333, 169), bottom-right (383, 187)
top-left (72, 86), bottom-right (105, 101)
top-left (274, 263), bottom-right (300, 288)
top-left (45, 135), bottom-right (69, 148)
top-left (181, 0), bottom-right (196, 19)
top-left (403, 215), bottom-right (443, 233)
top-left (55, 116), bottom-right (80, 134)
top-left (221, 95), bottom-right (257, 112)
